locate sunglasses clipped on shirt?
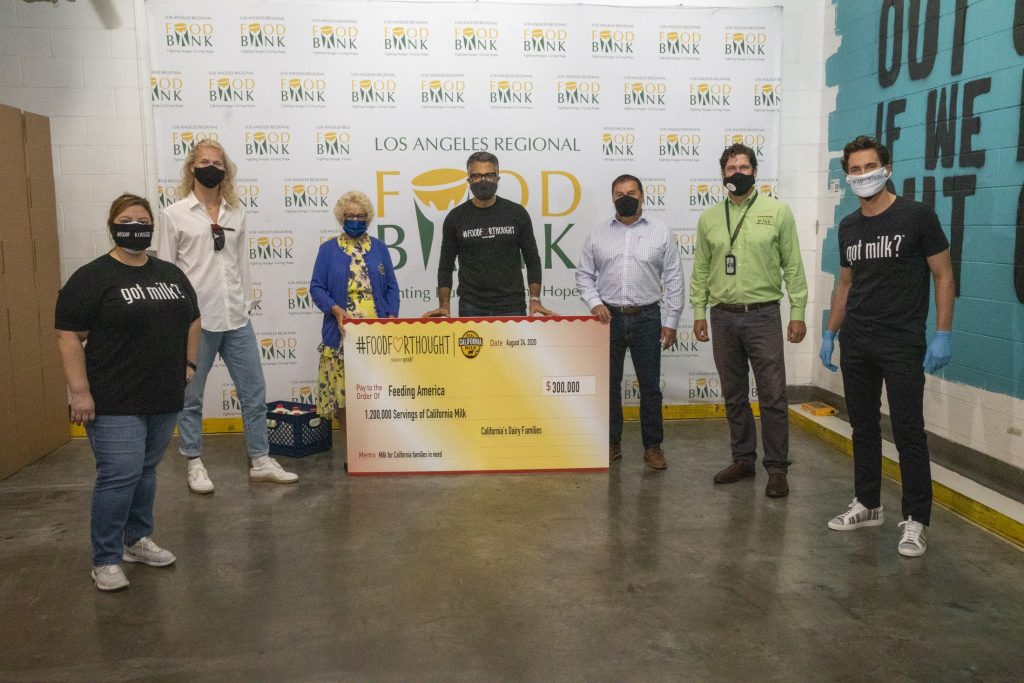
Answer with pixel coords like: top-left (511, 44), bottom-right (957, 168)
top-left (210, 223), bottom-right (235, 252)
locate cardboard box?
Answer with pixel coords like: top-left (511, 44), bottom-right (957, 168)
top-left (39, 359), bottom-right (70, 456)
top-left (23, 113), bottom-right (56, 211)
top-left (0, 364), bottom-right (16, 481)
top-left (0, 104), bottom-right (26, 186)
top-left (0, 107), bottom-right (69, 480)
top-left (6, 365), bottom-right (47, 476)
top-left (0, 177), bottom-right (31, 242)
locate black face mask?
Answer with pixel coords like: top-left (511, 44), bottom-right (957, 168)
top-left (194, 165), bottom-right (226, 189)
top-left (614, 195), bottom-right (640, 217)
top-left (110, 222), bottom-right (153, 253)
top-left (723, 172), bottom-right (756, 196)
top-left (469, 180), bottom-right (498, 201)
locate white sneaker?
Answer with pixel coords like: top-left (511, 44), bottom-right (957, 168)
top-left (827, 497), bottom-right (884, 530)
top-left (898, 517), bottom-right (927, 557)
top-left (123, 537), bottom-right (177, 567)
top-left (187, 461), bottom-right (214, 494)
top-left (249, 457), bottom-right (299, 484)
top-left (91, 564), bottom-right (129, 591)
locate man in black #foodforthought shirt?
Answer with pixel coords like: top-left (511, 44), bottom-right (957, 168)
top-left (424, 151), bottom-right (555, 317)
top-left (819, 135), bottom-right (955, 558)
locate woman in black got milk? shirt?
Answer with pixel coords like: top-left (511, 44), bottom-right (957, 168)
top-left (55, 194), bottom-right (200, 592)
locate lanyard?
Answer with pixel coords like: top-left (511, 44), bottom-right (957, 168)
top-left (724, 191), bottom-right (757, 254)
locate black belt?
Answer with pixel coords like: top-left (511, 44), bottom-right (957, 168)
top-left (713, 300), bottom-right (779, 314)
top-left (604, 302), bottom-right (659, 315)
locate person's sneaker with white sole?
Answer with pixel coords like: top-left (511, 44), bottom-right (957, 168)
top-left (898, 517), bottom-right (927, 557)
top-left (123, 537), bottom-right (177, 567)
top-left (91, 564), bottom-right (129, 591)
top-left (249, 456), bottom-right (299, 484)
top-left (827, 497), bottom-right (884, 530)
top-left (187, 459), bottom-right (214, 494)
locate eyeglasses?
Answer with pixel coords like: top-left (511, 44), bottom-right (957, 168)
top-left (468, 173), bottom-right (498, 183)
top-left (343, 213), bottom-right (369, 221)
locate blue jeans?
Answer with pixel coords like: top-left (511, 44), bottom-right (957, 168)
top-left (609, 305), bottom-right (663, 448)
top-left (86, 413), bottom-right (179, 566)
top-left (179, 321), bottom-right (269, 459)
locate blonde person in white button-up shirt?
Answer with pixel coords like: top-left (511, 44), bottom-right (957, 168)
top-left (157, 140), bottom-right (298, 493)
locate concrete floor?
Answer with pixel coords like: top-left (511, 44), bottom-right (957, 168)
top-left (0, 419), bottom-right (1021, 682)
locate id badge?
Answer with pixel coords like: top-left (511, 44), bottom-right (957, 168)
top-left (725, 254), bottom-right (736, 276)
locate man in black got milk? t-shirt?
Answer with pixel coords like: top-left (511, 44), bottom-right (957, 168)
top-left (424, 151), bottom-right (554, 318)
top-left (819, 136), bottom-right (955, 558)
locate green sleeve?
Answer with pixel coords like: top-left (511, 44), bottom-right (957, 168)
top-left (689, 216), bottom-right (711, 320)
top-left (777, 204), bottom-right (808, 321)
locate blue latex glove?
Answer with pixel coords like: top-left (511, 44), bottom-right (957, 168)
top-left (819, 330), bottom-right (838, 372)
top-left (924, 330), bottom-right (952, 373)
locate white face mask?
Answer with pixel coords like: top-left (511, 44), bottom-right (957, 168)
top-left (846, 167), bottom-right (890, 198)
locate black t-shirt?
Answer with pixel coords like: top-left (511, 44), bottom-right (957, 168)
top-left (436, 196), bottom-right (543, 309)
top-left (55, 254), bottom-right (200, 415)
top-left (838, 196), bottom-right (949, 344)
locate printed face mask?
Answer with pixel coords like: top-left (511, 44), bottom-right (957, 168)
top-left (723, 172), bottom-right (756, 196)
top-left (614, 195), bottom-right (640, 217)
top-left (194, 165), bottom-right (226, 189)
top-left (343, 219), bottom-right (368, 238)
top-left (846, 167), bottom-right (890, 198)
top-left (110, 221), bottom-right (153, 253)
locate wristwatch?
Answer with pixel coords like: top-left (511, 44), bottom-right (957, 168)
top-left (186, 361), bottom-right (198, 371)
top-left (529, 296), bottom-right (541, 302)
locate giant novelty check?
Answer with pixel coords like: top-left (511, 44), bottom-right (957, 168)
top-left (342, 316), bottom-right (609, 474)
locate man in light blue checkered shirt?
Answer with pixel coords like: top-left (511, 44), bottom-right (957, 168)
top-left (576, 174), bottom-right (684, 470)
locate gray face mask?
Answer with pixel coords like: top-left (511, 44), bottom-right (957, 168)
top-left (469, 180), bottom-right (498, 201)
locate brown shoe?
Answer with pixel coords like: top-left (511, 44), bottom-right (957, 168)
top-left (643, 446), bottom-right (667, 470)
top-left (713, 459), bottom-right (755, 484)
top-left (609, 444), bottom-right (622, 463)
top-left (765, 472), bottom-right (789, 498)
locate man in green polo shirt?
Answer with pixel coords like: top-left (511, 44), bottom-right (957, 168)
top-left (690, 143), bottom-right (808, 498)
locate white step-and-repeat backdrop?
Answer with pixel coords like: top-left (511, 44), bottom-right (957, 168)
top-left (146, 0), bottom-right (782, 418)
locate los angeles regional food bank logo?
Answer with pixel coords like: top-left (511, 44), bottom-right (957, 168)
top-left (351, 76), bottom-right (397, 108)
top-left (591, 27), bottom-right (634, 56)
top-left (164, 17), bottom-right (214, 51)
top-left (753, 81), bottom-right (781, 109)
top-left (454, 25), bottom-right (498, 54)
top-left (420, 76), bottom-right (466, 107)
top-left (659, 28), bottom-right (701, 57)
top-left (259, 335), bottom-right (299, 363)
top-left (280, 73), bottom-right (327, 107)
top-left (151, 73), bottom-right (184, 106)
top-left (209, 73), bottom-right (256, 106)
top-left (384, 24), bottom-right (429, 52)
top-left (170, 127), bottom-right (219, 160)
top-left (601, 129), bottom-right (635, 159)
top-left (724, 29), bottom-right (767, 58)
top-left (459, 331), bottom-right (483, 358)
top-left (523, 26), bottom-right (567, 55)
top-left (313, 22), bottom-right (357, 52)
top-left (240, 19), bottom-right (286, 51)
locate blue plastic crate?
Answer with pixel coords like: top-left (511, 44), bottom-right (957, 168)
top-left (266, 401), bottom-right (332, 457)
